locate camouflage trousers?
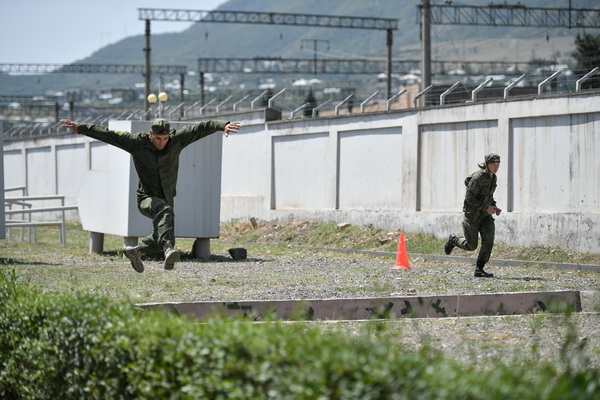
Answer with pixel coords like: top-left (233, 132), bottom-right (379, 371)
top-left (455, 212), bottom-right (495, 265)
top-left (137, 196), bottom-right (176, 256)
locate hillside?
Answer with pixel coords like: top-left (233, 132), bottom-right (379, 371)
top-left (0, 0), bottom-right (596, 96)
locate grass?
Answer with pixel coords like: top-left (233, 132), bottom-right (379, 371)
top-left (217, 220), bottom-right (600, 265)
top-left (3, 220), bottom-right (599, 272)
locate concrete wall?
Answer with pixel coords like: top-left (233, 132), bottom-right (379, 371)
top-left (218, 91), bottom-right (600, 253)
top-left (3, 134), bottom-right (88, 220)
top-left (3, 93), bottom-right (600, 252)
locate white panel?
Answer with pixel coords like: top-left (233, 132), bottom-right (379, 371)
top-left (338, 127), bottom-right (403, 209)
top-left (26, 147), bottom-right (54, 195)
top-left (90, 141), bottom-right (108, 171)
top-left (420, 120), bottom-right (499, 211)
top-left (56, 143), bottom-right (86, 204)
top-left (77, 149), bottom-right (142, 236)
top-left (571, 113), bottom-right (600, 211)
top-left (176, 131), bottom-right (223, 237)
top-left (77, 120), bottom-right (222, 238)
top-left (273, 133), bottom-right (329, 209)
top-left (3, 150), bottom-right (25, 189)
top-left (512, 113), bottom-right (600, 212)
top-left (221, 125), bottom-right (269, 195)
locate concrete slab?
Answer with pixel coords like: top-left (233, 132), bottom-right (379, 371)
top-left (139, 290), bottom-right (581, 321)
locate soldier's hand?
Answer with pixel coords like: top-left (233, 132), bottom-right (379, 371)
top-left (223, 122), bottom-right (241, 137)
top-left (486, 206), bottom-right (497, 215)
top-left (60, 119), bottom-right (78, 134)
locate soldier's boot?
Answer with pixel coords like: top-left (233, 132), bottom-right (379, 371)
top-left (163, 241), bottom-right (181, 271)
top-left (124, 245), bottom-right (144, 273)
top-left (474, 260), bottom-right (493, 278)
top-left (444, 234), bottom-right (457, 255)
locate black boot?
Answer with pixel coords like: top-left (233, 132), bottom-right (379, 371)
top-left (474, 260), bottom-right (493, 278)
top-left (444, 234), bottom-right (457, 255)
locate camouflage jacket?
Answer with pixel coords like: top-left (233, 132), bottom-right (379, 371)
top-left (463, 169), bottom-right (497, 215)
top-left (77, 120), bottom-right (227, 206)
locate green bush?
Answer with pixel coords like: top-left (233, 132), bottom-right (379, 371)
top-left (1, 268), bottom-right (599, 399)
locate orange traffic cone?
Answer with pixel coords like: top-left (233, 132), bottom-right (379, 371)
top-left (392, 233), bottom-right (411, 270)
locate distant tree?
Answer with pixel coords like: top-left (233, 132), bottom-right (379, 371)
top-left (304, 88), bottom-right (317, 117)
top-left (261, 88), bottom-right (274, 107)
top-left (572, 33), bottom-right (600, 88)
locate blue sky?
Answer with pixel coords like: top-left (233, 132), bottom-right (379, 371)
top-left (0, 1), bottom-right (225, 64)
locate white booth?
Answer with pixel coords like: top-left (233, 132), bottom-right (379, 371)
top-left (77, 120), bottom-right (222, 259)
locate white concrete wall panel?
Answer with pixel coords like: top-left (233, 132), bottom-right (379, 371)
top-left (338, 127), bottom-right (402, 210)
top-left (272, 133), bottom-right (329, 209)
top-left (3, 150), bottom-right (25, 189)
top-left (221, 126), bottom-right (269, 195)
top-left (420, 120), bottom-right (499, 211)
top-left (512, 113), bottom-right (600, 213)
top-left (220, 125), bottom-right (269, 221)
top-left (176, 131), bottom-right (223, 237)
top-left (90, 141), bottom-right (108, 171)
top-left (56, 143), bottom-right (86, 204)
top-left (26, 147), bottom-right (54, 196)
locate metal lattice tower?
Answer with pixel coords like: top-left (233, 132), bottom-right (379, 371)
top-left (0, 63), bottom-right (186, 75)
top-left (417, 2), bottom-right (600, 94)
top-left (138, 9), bottom-right (397, 30)
top-left (0, 63), bottom-right (187, 104)
top-left (197, 57), bottom-right (556, 75)
top-left (139, 8), bottom-right (398, 107)
top-left (420, 3), bottom-right (600, 28)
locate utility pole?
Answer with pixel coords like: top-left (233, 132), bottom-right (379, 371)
top-left (387, 29), bottom-right (393, 101)
top-left (421, 0), bottom-right (432, 94)
top-left (144, 19), bottom-right (151, 113)
top-left (300, 39), bottom-right (329, 75)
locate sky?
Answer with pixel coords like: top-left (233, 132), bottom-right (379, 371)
top-left (0, 0), bottom-right (226, 64)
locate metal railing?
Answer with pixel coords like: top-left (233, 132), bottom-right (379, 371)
top-left (4, 194), bottom-right (78, 246)
top-left (2, 67), bottom-right (599, 138)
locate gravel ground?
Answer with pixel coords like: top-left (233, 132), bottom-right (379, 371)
top-left (120, 250), bottom-right (600, 370)
top-left (136, 251), bottom-right (600, 308)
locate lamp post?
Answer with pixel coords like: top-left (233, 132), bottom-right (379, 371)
top-left (147, 91), bottom-right (168, 118)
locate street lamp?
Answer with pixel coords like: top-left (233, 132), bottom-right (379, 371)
top-left (147, 91), bottom-right (168, 118)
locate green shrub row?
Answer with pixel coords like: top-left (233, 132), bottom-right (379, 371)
top-left (1, 268), bottom-right (599, 399)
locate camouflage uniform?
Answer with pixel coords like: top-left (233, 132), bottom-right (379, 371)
top-left (455, 167), bottom-right (498, 267)
top-left (77, 120), bottom-right (228, 255)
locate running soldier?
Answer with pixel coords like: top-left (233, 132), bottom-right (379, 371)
top-left (444, 153), bottom-right (502, 277)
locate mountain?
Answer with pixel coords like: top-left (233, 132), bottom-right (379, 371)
top-left (1, 0), bottom-right (597, 97)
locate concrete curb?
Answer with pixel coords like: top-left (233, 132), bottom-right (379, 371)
top-left (139, 290), bottom-right (581, 321)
